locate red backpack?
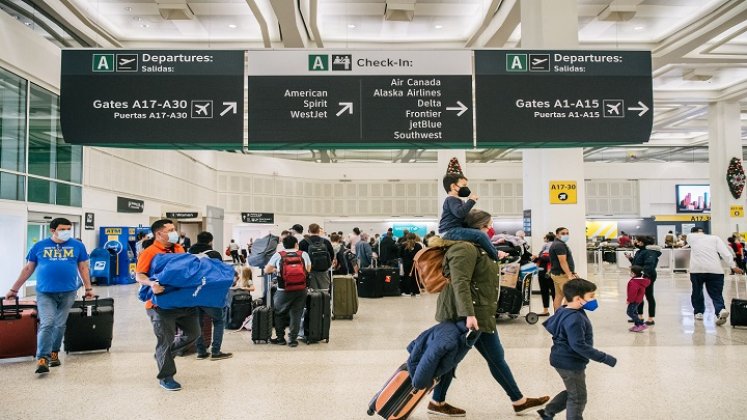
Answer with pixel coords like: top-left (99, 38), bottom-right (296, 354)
top-left (279, 251), bottom-right (308, 292)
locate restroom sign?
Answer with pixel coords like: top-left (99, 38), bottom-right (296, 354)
top-left (731, 205), bottom-right (744, 218)
top-left (550, 180), bottom-right (577, 204)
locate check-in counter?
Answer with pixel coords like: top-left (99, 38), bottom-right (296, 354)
top-left (673, 248), bottom-right (691, 272)
top-left (658, 248), bottom-right (672, 269)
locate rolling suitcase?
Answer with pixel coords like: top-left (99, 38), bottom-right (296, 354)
top-left (64, 296), bottom-right (114, 353)
top-left (367, 363), bottom-right (438, 420)
top-left (332, 275), bottom-right (358, 320)
top-left (0, 297), bottom-right (37, 359)
top-left (497, 286), bottom-right (523, 316)
top-left (358, 268), bottom-right (384, 298)
top-left (303, 290), bottom-right (331, 343)
top-left (379, 267), bottom-right (401, 297)
top-left (731, 299), bottom-right (747, 327)
top-left (252, 273), bottom-right (274, 344)
top-left (227, 289), bottom-right (253, 330)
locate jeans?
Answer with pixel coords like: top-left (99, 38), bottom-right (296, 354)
top-left (431, 331), bottom-right (523, 403)
top-left (690, 273), bottom-right (726, 315)
top-left (442, 227), bottom-right (499, 261)
top-left (637, 274), bottom-right (656, 317)
top-left (544, 368), bottom-right (587, 420)
top-left (273, 289), bottom-right (307, 341)
top-left (539, 271), bottom-right (555, 309)
top-left (195, 306), bottom-right (226, 356)
top-left (146, 307), bottom-right (200, 380)
top-left (36, 291), bottom-right (77, 360)
top-left (627, 303), bottom-right (643, 326)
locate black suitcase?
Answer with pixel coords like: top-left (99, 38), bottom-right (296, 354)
top-left (497, 286), bottom-right (522, 316)
top-left (64, 296), bottom-right (114, 353)
top-left (252, 274), bottom-right (274, 344)
top-left (227, 289), bottom-right (253, 330)
top-left (731, 298), bottom-right (747, 327)
top-left (358, 268), bottom-right (384, 298)
top-left (303, 290), bottom-right (331, 344)
top-left (378, 268), bottom-right (401, 297)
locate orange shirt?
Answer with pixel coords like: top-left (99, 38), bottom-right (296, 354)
top-left (137, 241), bottom-right (185, 309)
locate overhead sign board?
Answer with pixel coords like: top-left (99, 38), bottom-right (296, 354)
top-left (549, 180), bottom-right (578, 204)
top-left (165, 212), bottom-right (199, 219)
top-left (246, 50), bottom-right (473, 149)
top-left (117, 196), bottom-right (144, 213)
top-left (654, 215), bottom-right (711, 222)
top-left (60, 50), bottom-right (244, 148)
top-left (241, 212), bottom-right (275, 224)
top-left (475, 50), bottom-right (653, 146)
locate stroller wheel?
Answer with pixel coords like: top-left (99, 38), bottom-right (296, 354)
top-left (526, 312), bottom-right (539, 325)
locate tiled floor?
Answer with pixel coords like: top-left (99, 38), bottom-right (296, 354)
top-left (2, 267), bottom-right (747, 419)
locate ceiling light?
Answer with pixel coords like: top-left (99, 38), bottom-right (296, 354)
top-left (140, 24), bottom-right (150, 28)
top-left (347, 24), bottom-right (356, 29)
top-left (634, 26), bottom-right (644, 31)
top-left (228, 24), bottom-right (237, 29)
top-left (435, 25), bottom-right (443, 29)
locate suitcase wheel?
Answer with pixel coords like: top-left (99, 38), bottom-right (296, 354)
top-left (525, 312), bottom-right (539, 325)
top-left (367, 409), bottom-right (375, 416)
top-left (325, 339), bottom-right (329, 343)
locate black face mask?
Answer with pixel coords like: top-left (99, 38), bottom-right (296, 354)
top-left (636, 243), bottom-right (645, 249)
top-left (457, 186), bottom-right (471, 198)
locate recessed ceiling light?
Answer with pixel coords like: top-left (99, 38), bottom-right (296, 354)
top-left (141, 24), bottom-right (149, 28)
top-left (228, 24), bottom-right (237, 29)
top-left (634, 26), bottom-right (644, 31)
top-left (435, 25), bottom-right (443, 29)
top-left (347, 24), bottom-right (356, 29)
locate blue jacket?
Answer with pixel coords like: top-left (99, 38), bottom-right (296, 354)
top-left (543, 307), bottom-right (617, 371)
top-left (439, 196), bottom-right (476, 233)
top-left (406, 321), bottom-right (480, 389)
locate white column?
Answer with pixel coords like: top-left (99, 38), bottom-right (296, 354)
top-left (520, 0), bottom-right (588, 277)
top-left (708, 101), bottom-right (746, 239)
top-left (437, 150), bottom-right (467, 221)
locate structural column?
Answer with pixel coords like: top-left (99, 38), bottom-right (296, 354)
top-left (520, 0), bottom-right (588, 277)
top-left (708, 101), bottom-right (746, 240)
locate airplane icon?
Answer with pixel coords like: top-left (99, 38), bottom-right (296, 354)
top-left (532, 57), bottom-right (548, 65)
top-left (115, 54), bottom-right (138, 71)
top-left (606, 103), bottom-right (621, 115)
top-left (602, 99), bottom-right (625, 118)
top-left (119, 58), bottom-right (136, 65)
top-left (195, 103), bottom-right (210, 116)
top-left (191, 100), bottom-right (214, 119)
top-left (528, 54), bottom-right (550, 71)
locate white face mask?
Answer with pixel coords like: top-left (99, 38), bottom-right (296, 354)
top-left (56, 230), bottom-right (72, 242)
top-left (167, 231), bottom-right (179, 244)
top-left (560, 235), bottom-right (570, 243)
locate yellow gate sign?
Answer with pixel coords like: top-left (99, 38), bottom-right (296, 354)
top-left (731, 205), bottom-right (744, 218)
top-left (550, 181), bottom-right (577, 204)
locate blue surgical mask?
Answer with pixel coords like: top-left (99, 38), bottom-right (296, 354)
top-left (582, 299), bottom-right (599, 311)
top-left (167, 231), bottom-right (179, 244)
top-left (560, 235), bottom-right (570, 243)
top-left (56, 230), bottom-right (72, 242)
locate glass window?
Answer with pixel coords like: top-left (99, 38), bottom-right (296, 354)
top-left (0, 171), bottom-right (24, 200)
top-left (55, 182), bottom-right (81, 207)
top-left (27, 177), bottom-right (81, 207)
top-left (27, 176), bottom-right (51, 204)
top-left (0, 67), bottom-right (27, 172)
top-left (28, 84), bottom-right (82, 183)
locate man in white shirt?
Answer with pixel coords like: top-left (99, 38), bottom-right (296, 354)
top-left (348, 227), bottom-right (361, 255)
top-left (687, 227), bottom-right (743, 325)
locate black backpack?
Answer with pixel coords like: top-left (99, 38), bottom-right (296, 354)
top-left (309, 239), bottom-right (331, 272)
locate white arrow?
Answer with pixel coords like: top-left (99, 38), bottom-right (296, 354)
top-left (336, 102), bottom-right (353, 117)
top-left (446, 101), bottom-right (468, 117)
top-left (220, 102), bottom-right (237, 117)
top-left (627, 101), bottom-right (649, 117)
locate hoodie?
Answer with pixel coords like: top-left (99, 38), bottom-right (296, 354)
top-left (630, 245), bottom-right (662, 279)
top-left (543, 307), bottom-right (617, 371)
top-left (626, 276), bottom-right (651, 304)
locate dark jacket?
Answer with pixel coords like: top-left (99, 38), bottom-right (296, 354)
top-left (188, 243), bottom-right (222, 261)
top-left (543, 307), bottom-right (617, 371)
top-left (406, 320), bottom-right (480, 390)
top-left (434, 237), bottom-right (501, 334)
top-left (439, 196), bottom-right (476, 233)
top-left (379, 235), bottom-right (399, 265)
top-left (631, 245), bottom-right (662, 279)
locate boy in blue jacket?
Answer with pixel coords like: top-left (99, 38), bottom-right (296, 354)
top-left (540, 278), bottom-right (617, 419)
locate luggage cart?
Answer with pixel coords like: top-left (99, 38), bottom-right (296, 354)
top-left (497, 261), bottom-right (539, 325)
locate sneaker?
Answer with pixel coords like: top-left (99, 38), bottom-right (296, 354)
top-left (288, 340), bottom-right (299, 348)
top-left (35, 358), bottom-right (50, 374)
top-left (513, 396), bottom-right (550, 414)
top-left (270, 337), bottom-right (287, 345)
top-left (694, 313), bottom-right (704, 320)
top-left (629, 325), bottom-right (647, 333)
top-left (210, 352), bottom-right (233, 360)
top-left (537, 408), bottom-right (553, 420)
top-left (716, 309), bottom-right (729, 326)
top-left (49, 352), bottom-right (61, 367)
top-left (426, 401), bottom-right (466, 417)
top-left (196, 353), bottom-right (210, 360)
top-left (159, 377), bottom-right (182, 391)
top-left (645, 320), bottom-right (655, 326)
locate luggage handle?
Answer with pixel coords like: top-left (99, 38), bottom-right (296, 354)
top-left (79, 294), bottom-right (100, 317)
top-left (0, 296), bottom-right (36, 320)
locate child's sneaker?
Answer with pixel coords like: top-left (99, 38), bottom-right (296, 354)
top-left (629, 325), bottom-right (647, 333)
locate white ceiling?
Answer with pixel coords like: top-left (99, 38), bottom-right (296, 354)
top-left (8, 0), bottom-right (747, 162)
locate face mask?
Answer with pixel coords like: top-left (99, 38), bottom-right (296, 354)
top-left (457, 186), bottom-right (471, 198)
top-left (560, 235), bottom-right (570, 243)
top-left (582, 299), bottom-right (599, 311)
top-left (56, 230), bottom-right (72, 242)
top-left (167, 231), bottom-right (179, 244)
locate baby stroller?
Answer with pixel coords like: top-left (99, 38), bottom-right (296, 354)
top-left (496, 259), bottom-right (539, 325)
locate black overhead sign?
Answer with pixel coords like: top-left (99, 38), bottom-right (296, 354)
top-left (241, 212), bottom-right (275, 224)
top-left (117, 197), bottom-right (144, 213)
top-left (166, 212), bottom-right (199, 219)
top-left (60, 50), bottom-right (244, 148)
top-left (474, 50), bottom-right (653, 146)
top-left (246, 50), bottom-right (474, 149)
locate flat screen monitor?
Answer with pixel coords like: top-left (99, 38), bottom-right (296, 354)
top-left (676, 184), bottom-right (710, 213)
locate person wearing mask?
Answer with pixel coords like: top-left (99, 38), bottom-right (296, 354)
top-left (136, 219), bottom-right (200, 391)
top-left (400, 233), bottom-right (423, 297)
top-left (6, 218), bottom-right (94, 374)
top-left (349, 227), bottom-right (361, 254)
top-left (290, 224), bottom-right (305, 243)
top-left (626, 235), bottom-right (661, 325)
top-left (427, 209), bottom-right (549, 417)
top-left (617, 231), bottom-right (631, 248)
top-left (178, 232), bottom-right (191, 250)
top-left (355, 233), bottom-right (374, 269)
top-left (549, 227), bottom-right (578, 311)
top-left (688, 227), bottom-right (743, 324)
top-left (515, 230), bottom-right (533, 265)
top-left (536, 233), bottom-right (556, 317)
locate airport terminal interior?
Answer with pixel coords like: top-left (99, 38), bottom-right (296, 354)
top-left (2, 0), bottom-right (747, 419)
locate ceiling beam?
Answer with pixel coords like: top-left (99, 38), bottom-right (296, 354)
top-left (269, 0), bottom-right (308, 48)
top-left (466, 0), bottom-right (520, 48)
top-left (246, 0), bottom-right (273, 48)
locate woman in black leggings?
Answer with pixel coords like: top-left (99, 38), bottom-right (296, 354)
top-left (536, 233), bottom-right (556, 316)
top-left (629, 235), bottom-right (662, 325)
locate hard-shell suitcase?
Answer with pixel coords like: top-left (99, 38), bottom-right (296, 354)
top-left (227, 289), bottom-right (253, 330)
top-left (497, 286), bottom-right (523, 315)
top-left (379, 268), bottom-right (401, 297)
top-left (367, 363), bottom-right (437, 420)
top-left (358, 268), bottom-right (385, 298)
top-left (0, 298), bottom-right (37, 359)
top-left (731, 298), bottom-right (747, 327)
top-left (332, 275), bottom-right (359, 320)
top-left (252, 273), bottom-right (274, 344)
top-left (303, 290), bottom-right (331, 343)
top-left (64, 296), bottom-right (114, 353)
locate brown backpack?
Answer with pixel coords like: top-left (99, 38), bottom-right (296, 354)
top-left (411, 246), bottom-right (449, 293)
